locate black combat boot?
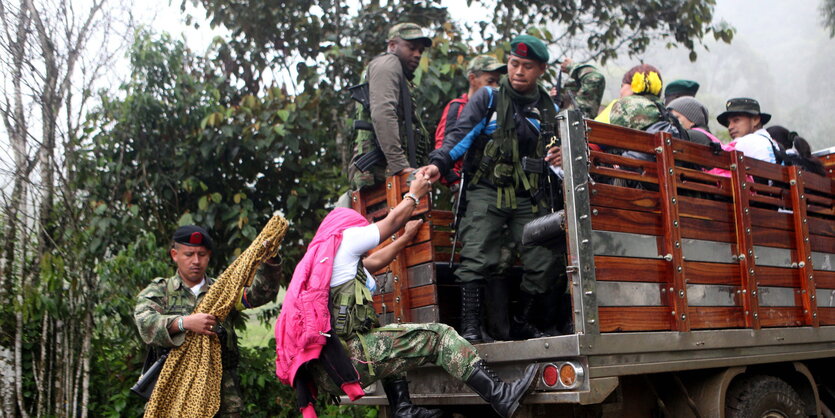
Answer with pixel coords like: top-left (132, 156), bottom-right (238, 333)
top-left (484, 278), bottom-right (510, 340)
top-left (465, 360), bottom-right (537, 418)
top-left (383, 378), bottom-right (443, 418)
top-left (510, 292), bottom-right (545, 340)
top-left (538, 286), bottom-right (564, 337)
top-left (460, 282), bottom-right (484, 343)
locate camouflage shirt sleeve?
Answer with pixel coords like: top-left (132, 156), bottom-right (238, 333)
top-left (133, 279), bottom-right (187, 348)
top-left (572, 65), bottom-right (606, 118)
top-left (609, 95), bottom-right (663, 131)
top-left (240, 261), bottom-right (282, 309)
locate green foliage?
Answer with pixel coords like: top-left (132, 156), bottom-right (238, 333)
top-left (822, 0), bottom-right (835, 37)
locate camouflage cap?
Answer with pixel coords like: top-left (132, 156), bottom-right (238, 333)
top-left (467, 55), bottom-right (507, 74)
top-left (716, 97), bottom-right (771, 127)
top-left (510, 34), bottom-right (549, 63)
top-left (388, 22), bottom-right (432, 47)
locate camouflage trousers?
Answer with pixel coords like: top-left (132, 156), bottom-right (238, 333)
top-left (457, 185), bottom-right (565, 295)
top-left (309, 322), bottom-right (481, 395)
top-left (216, 369), bottom-right (243, 417)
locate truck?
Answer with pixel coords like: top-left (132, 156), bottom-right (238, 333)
top-left (347, 110), bottom-right (835, 417)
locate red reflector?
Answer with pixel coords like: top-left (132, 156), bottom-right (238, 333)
top-left (542, 364), bottom-right (559, 387)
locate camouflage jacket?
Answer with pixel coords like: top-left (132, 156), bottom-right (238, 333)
top-left (561, 63), bottom-right (606, 119)
top-left (609, 94), bottom-right (665, 131)
top-left (133, 263), bottom-right (282, 368)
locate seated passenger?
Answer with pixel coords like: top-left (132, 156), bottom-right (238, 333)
top-left (597, 64), bottom-right (662, 125)
top-left (275, 173), bottom-right (538, 418)
top-left (767, 126), bottom-right (826, 176)
top-left (664, 79), bottom-right (699, 105)
top-left (608, 64), bottom-right (665, 131)
top-left (550, 57), bottom-right (606, 119)
top-left (716, 98), bottom-right (782, 164)
top-left (667, 96), bottom-right (729, 148)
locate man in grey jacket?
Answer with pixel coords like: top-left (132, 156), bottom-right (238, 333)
top-left (348, 22), bottom-right (433, 190)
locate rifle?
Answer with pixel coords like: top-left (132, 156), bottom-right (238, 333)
top-left (349, 83), bottom-right (385, 172)
top-left (131, 347), bottom-right (170, 400)
top-left (449, 171), bottom-right (467, 268)
top-left (521, 121), bottom-right (566, 248)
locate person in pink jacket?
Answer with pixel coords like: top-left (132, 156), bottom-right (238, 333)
top-left (275, 172), bottom-right (538, 418)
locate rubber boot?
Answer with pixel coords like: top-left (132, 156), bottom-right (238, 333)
top-left (383, 378), bottom-right (443, 418)
top-left (465, 360), bottom-right (538, 418)
top-left (510, 292), bottom-right (545, 340)
top-left (484, 278), bottom-right (510, 341)
top-left (538, 286), bottom-right (563, 337)
top-left (460, 282), bottom-right (484, 343)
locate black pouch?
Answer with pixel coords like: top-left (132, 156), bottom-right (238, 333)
top-left (521, 209), bottom-right (566, 249)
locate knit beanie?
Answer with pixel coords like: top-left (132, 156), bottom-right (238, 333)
top-left (667, 96), bottom-right (708, 129)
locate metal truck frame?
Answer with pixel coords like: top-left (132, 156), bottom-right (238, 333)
top-left (349, 110), bottom-right (835, 417)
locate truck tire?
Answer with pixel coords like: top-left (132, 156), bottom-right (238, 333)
top-left (725, 375), bottom-right (805, 418)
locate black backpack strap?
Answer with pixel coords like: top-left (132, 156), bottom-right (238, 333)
top-left (651, 100), bottom-right (690, 142)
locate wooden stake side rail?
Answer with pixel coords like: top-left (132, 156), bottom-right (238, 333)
top-left (582, 120), bottom-right (834, 333)
top-left (351, 173), bottom-right (457, 325)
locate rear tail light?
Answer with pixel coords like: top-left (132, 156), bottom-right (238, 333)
top-left (541, 361), bottom-right (584, 389)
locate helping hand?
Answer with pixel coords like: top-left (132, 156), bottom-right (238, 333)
top-left (545, 146), bottom-right (562, 167)
top-left (402, 219), bottom-right (424, 241)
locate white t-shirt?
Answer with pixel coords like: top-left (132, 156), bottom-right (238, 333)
top-left (730, 129), bottom-right (778, 164)
top-left (330, 224), bottom-right (381, 289)
top-left (189, 278), bottom-right (206, 296)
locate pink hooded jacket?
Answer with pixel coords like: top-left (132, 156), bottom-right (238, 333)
top-left (274, 208), bottom-right (369, 386)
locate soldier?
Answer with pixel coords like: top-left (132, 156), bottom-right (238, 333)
top-left (434, 55), bottom-right (506, 184)
top-left (348, 22), bottom-right (433, 190)
top-left (276, 173), bottom-right (537, 418)
top-left (134, 225), bottom-right (282, 417)
top-left (717, 98), bottom-right (781, 164)
top-left (551, 58), bottom-right (606, 119)
top-left (664, 79), bottom-right (700, 105)
top-left (418, 34), bottom-right (566, 343)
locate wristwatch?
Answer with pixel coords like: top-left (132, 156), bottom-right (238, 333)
top-left (403, 192), bottom-right (420, 207)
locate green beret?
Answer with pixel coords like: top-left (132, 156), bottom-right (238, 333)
top-left (510, 34), bottom-right (549, 63)
top-left (664, 80), bottom-right (699, 97)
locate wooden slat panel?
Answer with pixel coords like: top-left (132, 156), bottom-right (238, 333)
top-left (677, 179), bottom-right (733, 198)
top-left (599, 306), bottom-right (672, 332)
top-left (756, 266), bottom-right (801, 288)
top-left (428, 210), bottom-right (454, 229)
top-left (684, 261), bottom-right (740, 285)
top-left (590, 182), bottom-right (660, 212)
top-left (752, 227), bottom-right (794, 249)
top-left (815, 270), bottom-right (835, 289)
top-left (586, 120), bottom-right (658, 153)
top-left (678, 196), bottom-right (734, 224)
top-left (750, 207), bottom-right (792, 231)
top-left (744, 156), bottom-right (790, 184)
top-left (590, 166), bottom-right (660, 185)
top-left (595, 256), bottom-right (667, 283)
top-left (802, 170), bottom-right (833, 194)
top-left (676, 166), bottom-right (732, 197)
top-left (680, 217), bottom-right (734, 242)
top-left (689, 307), bottom-right (746, 329)
top-left (808, 217), bottom-right (835, 238)
top-left (670, 138), bottom-right (733, 171)
top-left (759, 307), bottom-right (805, 328)
top-left (748, 192), bottom-right (789, 209)
top-left (373, 284), bottom-right (438, 313)
top-left (818, 307), bottom-right (835, 325)
top-left (591, 206), bottom-right (662, 235)
top-left (592, 151), bottom-right (659, 174)
top-left (404, 241), bottom-right (433, 266)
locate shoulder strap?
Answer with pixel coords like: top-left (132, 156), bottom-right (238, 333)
top-left (651, 100), bottom-right (690, 142)
top-left (400, 77), bottom-right (416, 167)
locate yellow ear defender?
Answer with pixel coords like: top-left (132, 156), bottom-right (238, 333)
top-left (631, 71), bottom-right (663, 95)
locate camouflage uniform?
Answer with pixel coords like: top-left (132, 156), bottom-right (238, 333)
top-left (609, 94), bottom-right (665, 131)
top-left (134, 265), bottom-right (282, 416)
top-left (561, 64), bottom-right (606, 119)
top-left (308, 322), bottom-right (481, 395)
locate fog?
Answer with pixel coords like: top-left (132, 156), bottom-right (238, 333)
top-left (597, 0), bottom-right (835, 150)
